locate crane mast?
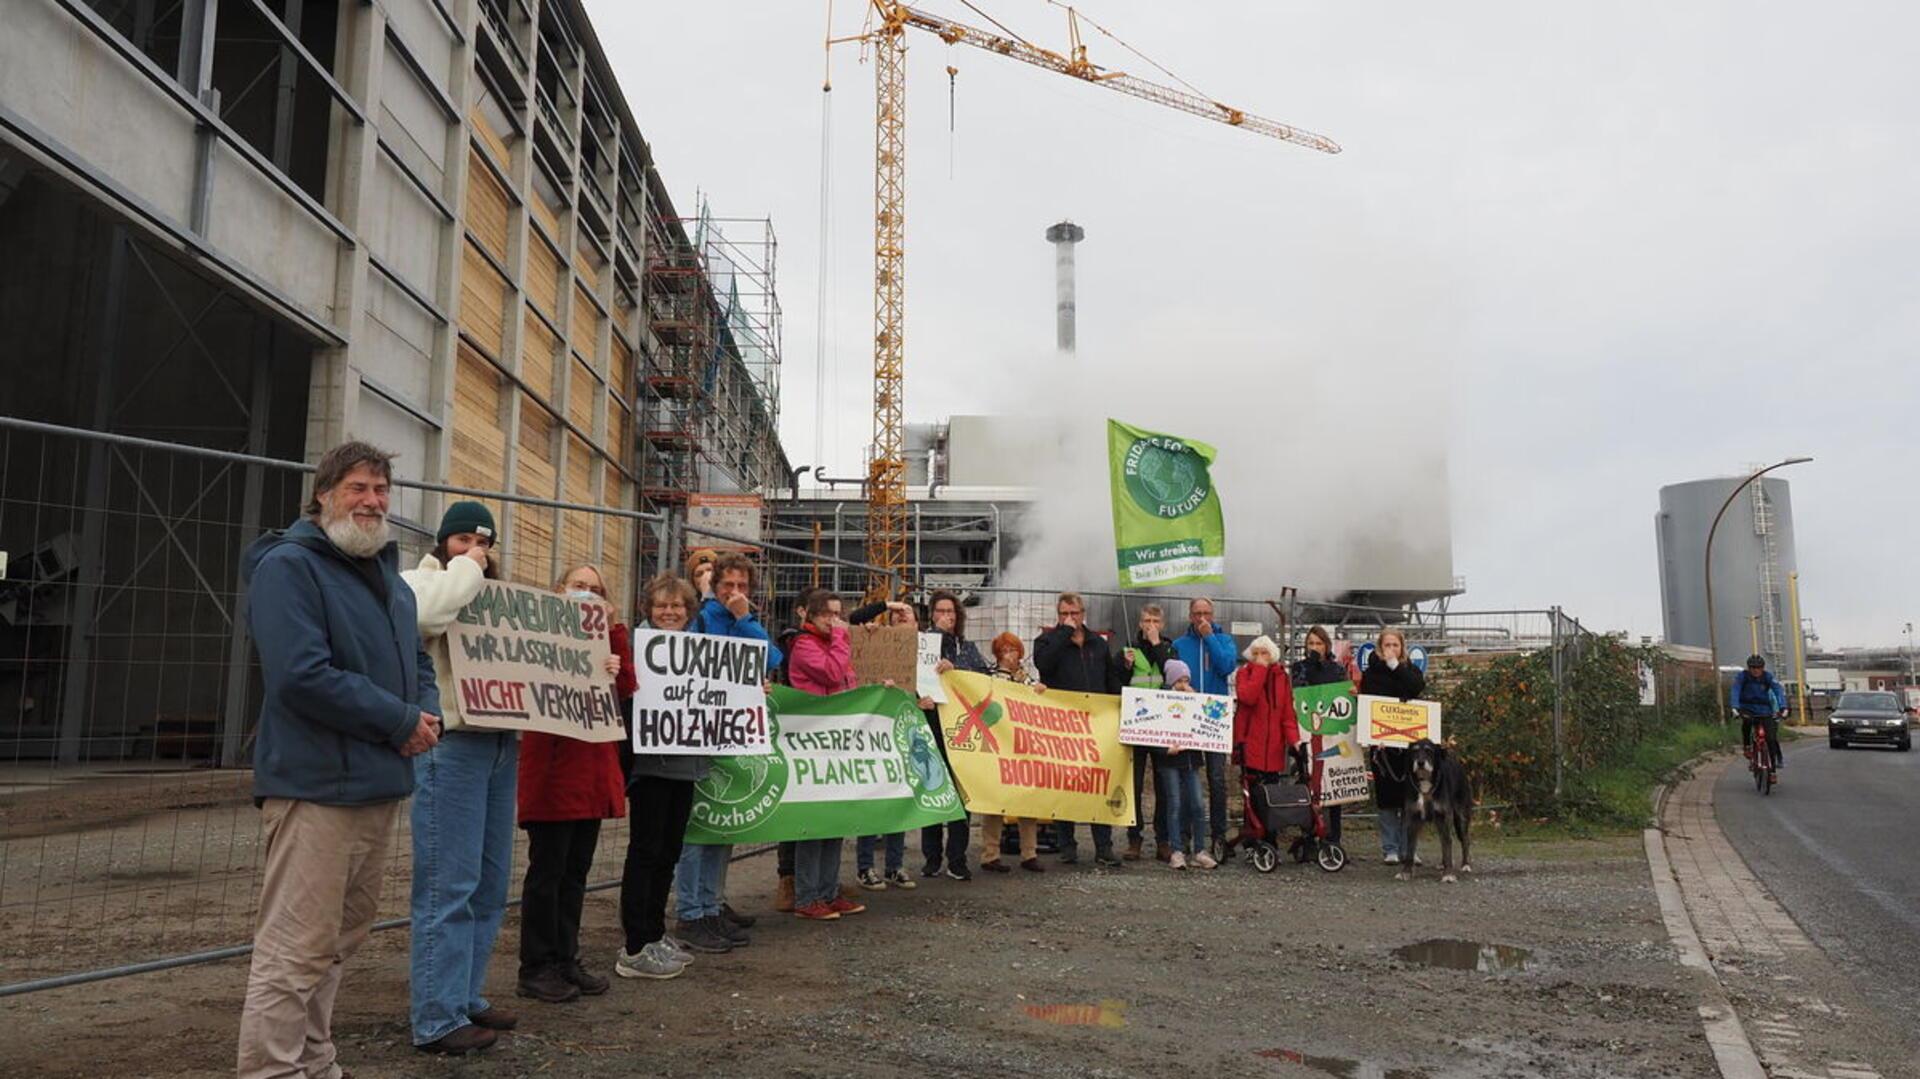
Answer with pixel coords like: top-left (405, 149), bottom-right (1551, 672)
top-left (865, 21), bottom-right (909, 599)
top-left (846, 1), bottom-right (1339, 599)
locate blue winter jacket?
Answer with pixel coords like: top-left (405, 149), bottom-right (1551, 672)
top-left (693, 597), bottom-right (784, 673)
top-left (1730, 669), bottom-right (1786, 716)
top-left (241, 518), bottom-right (441, 806)
top-left (1172, 624), bottom-right (1239, 697)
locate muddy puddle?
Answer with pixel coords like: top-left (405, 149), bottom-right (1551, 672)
top-left (1254, 1047), bottom-right (1428, 1078)
top-left (1392, 938), bottom-right (1535, 973)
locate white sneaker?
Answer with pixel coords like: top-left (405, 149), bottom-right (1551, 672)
top-left (658, 935), bottom-right (696, 964)
top-left (1169, 851), bottom-right (1187, 870)
top-left (857, 867), bottom-right (888, 891)
top-left (1383, 853), bottom-right (1401, 865)
top-left (615, 941), bottom-right (687, 979)
top-left (1192, 851), bottom-right (1218, 870)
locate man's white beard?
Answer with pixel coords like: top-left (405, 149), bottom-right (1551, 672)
top-left (322, 508), bottom-right (390, 559)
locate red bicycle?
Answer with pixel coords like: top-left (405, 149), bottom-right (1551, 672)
top-left (1745, 718), bottom-right (1776, 796)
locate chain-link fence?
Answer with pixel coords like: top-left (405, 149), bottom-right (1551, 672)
top-left (0, 417), bottom-right (897, 995)
top-left (0, 418), bottom-right (1652, 995)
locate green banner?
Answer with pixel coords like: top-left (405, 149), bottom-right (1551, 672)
top-left (1107, 418), bottom-right (1225, 589)
top-left (685, 685), bottom-right (966, 845)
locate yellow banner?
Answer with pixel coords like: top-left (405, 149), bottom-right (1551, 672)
top-left (936, 671), bottom-right (1134, 826)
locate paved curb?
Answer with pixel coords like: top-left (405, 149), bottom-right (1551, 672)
top-left (1645, 750), bottom-right (1768, 1079)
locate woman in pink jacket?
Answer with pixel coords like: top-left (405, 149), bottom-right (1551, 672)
top-left (784, 588), bottom-right (867, 921)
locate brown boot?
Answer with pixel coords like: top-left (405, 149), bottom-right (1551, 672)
top-left (775, 873), bottom-right (795, 913)
top-left (1124, 837), bottom-right (1143, 861)
top-left (1155, 843), bottom-right (1172, 863)
top-left (416, 1025), bottom-right (498, 1055)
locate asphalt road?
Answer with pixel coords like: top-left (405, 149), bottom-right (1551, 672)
top-left (1717, 732), bottom-right (1920, 1047)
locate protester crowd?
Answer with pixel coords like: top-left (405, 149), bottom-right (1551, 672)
top-left (234, 442), bottom-right (1429, 1075)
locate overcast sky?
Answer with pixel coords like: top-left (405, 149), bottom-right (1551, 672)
top-left (586, 2), bottom-right (1919, 650)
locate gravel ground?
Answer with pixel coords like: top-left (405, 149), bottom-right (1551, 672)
top-left (0, 820), bottom-right (1719, 1078)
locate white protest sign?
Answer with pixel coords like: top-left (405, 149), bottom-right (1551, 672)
top-left (1315, 738), bottom-right (1371, 806)
top-left (1637, 662), bottom-right (1657, 707)
top-left (1355, 695), bottom-right (1443, 747)
top-left (631, 628), bottom-right (771, 755)
top-left (917, 633), bottom-right (948, 704)
top-left (447, 579), bottom-right (623, 742)
top-left (1118, 687), bottom-right (1234, 755)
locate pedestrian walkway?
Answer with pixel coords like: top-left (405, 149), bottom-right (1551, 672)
top-left (1660, 752), bottom-right (1899, 1079)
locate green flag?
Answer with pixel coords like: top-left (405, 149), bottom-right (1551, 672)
top-left (1107, 418), bottom-right (1226, 589)
top-left (685, 685), bottom-right (966, 845)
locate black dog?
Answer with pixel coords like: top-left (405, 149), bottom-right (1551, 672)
top-left (1400, 739), bottom-right (1472, 883)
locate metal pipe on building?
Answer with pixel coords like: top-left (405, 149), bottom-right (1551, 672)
top-left (1044, 220), bottom-right (1084, 352)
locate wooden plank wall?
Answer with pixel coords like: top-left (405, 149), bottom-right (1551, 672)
top-left (451, 45), bottom-right (641, 602)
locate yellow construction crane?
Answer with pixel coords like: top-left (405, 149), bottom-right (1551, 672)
top-left (831, 2), bottom-right (1340, 598)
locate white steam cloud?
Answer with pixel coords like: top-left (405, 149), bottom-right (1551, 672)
top-left (984, 342), bottom-right (1453, 602)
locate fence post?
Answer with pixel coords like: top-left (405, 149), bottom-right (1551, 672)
top-left (1550, 605), bottom-right (1565, 801)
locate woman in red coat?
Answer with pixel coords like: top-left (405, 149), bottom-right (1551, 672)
top-left (1232, 635), bottom-right (1299, 850)
top-left (515, 564), bottom-right (630, 1003)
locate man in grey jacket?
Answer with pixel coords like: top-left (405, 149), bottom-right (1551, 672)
top-left (236, 442), bottom-right (445, 1077)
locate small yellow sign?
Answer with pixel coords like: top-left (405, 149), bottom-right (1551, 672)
top-left (1355, 694), bottom-right (1442, 747)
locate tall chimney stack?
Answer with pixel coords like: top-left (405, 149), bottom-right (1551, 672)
top-left (1044, 220), bottom-right (1085, 352)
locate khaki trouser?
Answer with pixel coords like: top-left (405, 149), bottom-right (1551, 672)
top-left (237, 798), bottom-right (400, 1079)
top-left (978, 815), bottom-right (1040, 863)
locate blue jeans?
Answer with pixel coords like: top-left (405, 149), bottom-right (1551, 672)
top-left (1053, 821), bottom-right (1115, 855)
top-left (1204, 752), bottom-right (1229, 841)
top-left (1156, 763), bottom-right (1206, 854)
top-left (1378, 805), bottom-right (1407, 858)
top-left (856, 832), bottom-right (904, 874)
top-left (673, 841), bottom-right (732, 921)
top-left (794, 838), bottom-right (843, 906)
top-left (1128, 749), bottom-right (1166, 845)
top-left (409, 730), bottom-right (517, 1045)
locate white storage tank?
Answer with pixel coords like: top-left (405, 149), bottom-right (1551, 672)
top-left (1656, 475), bottom-right (1803, 681)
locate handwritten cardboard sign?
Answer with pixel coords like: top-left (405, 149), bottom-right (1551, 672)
top-left (631, 628), bottom-right (770, 755)
top-left (1355, 694), bottom-right (1443, 747)
top-left (850, 624), bottom-right (918, 689)
top-left (1118, 687), bottom-right (1234, 755)
top-left (447, 579), bottom-right (622, 742)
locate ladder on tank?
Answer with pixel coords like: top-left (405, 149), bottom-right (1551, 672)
top-left (1750, 480), bottom-right (1786, 664)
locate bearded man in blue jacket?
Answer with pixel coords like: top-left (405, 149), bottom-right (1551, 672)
top-left (236, 442), bottom-right (445, 1078)
top-left (1170, 597), bottom-right (1239, 862)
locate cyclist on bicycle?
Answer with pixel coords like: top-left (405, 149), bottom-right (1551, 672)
top-left (1732, 654), bottom-right (1788, 774)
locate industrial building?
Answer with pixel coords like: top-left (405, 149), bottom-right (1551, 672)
top-left (1655, 474), bottom-right (1805, 680)
top-left (0, 0), bottom-right (786, 760)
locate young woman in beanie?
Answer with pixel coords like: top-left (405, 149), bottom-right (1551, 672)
top-left (400, 501), bottom-right (520, 1054)
top-left (514, 564), bottom-right (628, 1003)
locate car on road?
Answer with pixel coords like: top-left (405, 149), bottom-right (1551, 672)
top-left (1827, 691), bottom-right (1913, 751)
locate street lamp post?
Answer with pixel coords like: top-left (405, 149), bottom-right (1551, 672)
top-left (1704, 456), bottom-right (1813, 724)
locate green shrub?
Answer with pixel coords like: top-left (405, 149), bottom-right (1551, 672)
top-left (1439, 636), bottom-right (1725, 821)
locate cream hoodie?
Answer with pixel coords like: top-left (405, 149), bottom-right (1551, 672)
top-left (399, 553), bottom-right (489, 731)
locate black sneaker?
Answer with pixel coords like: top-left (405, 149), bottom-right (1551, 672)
top-left (1093, 849), bottom-right (1125, 868)
top-left (673, 917), bottom-right (734, 954)
top-left (708, 913), bottom-right (750, 946)
top-left (561, 959), bottom-right (609, 997)
top-left (516, 964), bottom-right (581, 1004)
top-left (944, 864), bottom-right (973, 882)
top-left (1057, 848), bottom-right (1080, 865)
top-left (721, 903), bottom-right (757, 929)
top-left (921, 860), bottom-right (942, 878)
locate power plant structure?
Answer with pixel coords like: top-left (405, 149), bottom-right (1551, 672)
top-left (1656, 474), bottom-right (1805, 680)
top-left (1045, 220), bottom-right (1085, 352)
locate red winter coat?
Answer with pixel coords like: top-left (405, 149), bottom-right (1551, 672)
top-left (517, 622), bottom-right (633, 824)
top-left (1234, 661), bottom-right (1299, 774)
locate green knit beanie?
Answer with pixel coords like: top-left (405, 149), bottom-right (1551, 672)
top-left (436, 500), bottom-right (497, 545)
